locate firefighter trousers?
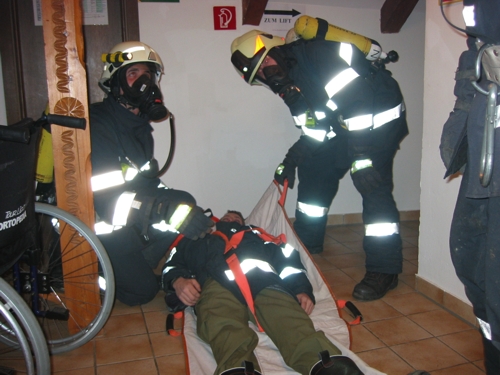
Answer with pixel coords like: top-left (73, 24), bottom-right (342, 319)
top-left (294, 143), bottom-right (403, 274)
top-left (450, 170), bottom-right (500, 372)
top-left (195, 278), bottom-right (341, 375)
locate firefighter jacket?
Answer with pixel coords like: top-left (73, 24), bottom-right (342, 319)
top-left (162, 220), bottom-right (315, 307)
top-left (280, 39), bottom-right (408, 167)
top-left (441, 0), bottom-right (500, 197)
top-left (90, 96), bottom-right (192, 236)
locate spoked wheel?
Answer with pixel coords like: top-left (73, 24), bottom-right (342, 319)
top-left (0, 277), bottom-right (50, 375)
top-left (3, 203), bottom-right (115, 354)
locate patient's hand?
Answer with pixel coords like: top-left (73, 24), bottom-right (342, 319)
top-left (297, 293), bottom-right (314, 315)
top-left (173, 277), bottom-right (201, 306)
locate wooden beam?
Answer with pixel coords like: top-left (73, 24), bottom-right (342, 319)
top-left (381, 0), bottom-right (419, 33)
top-left (242, 0), bottom-right (268, 26)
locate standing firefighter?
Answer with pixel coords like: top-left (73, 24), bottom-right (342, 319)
top-left (230, 16), bottom-right (408, 301)
top-left (90, 41), bottom-right (214, 306)
top-left (440, 0), bottom-right (500, 372)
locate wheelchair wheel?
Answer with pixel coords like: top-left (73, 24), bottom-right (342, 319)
top-left (5, 203), bottom-right (115, 354)
top-left (0, 277), bottom-right (51, 375)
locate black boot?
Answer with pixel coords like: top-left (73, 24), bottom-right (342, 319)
top-left (352, 272), bottom-right (398, 301)
top-left (310, 351), bottom-right (364, 375)
top-left (220, 361), bottom-right (262, 375)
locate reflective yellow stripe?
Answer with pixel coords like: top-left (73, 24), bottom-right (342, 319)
top-left (297, 202), bottom-right (328, 217)
top-left (325, 68), bottom-right (359, 98)
top-left (365, 222), bottom-right (399, 237)
top-left (279, 266), bottom-right (303, 279)
top-left (373, 103), bottom-right (403, 128)
top-left (302, 126), bottom-right (326, 142)
top-left (339, 43), bottom-right (353, 66)
top-left (112, 191), bottom-right (136, 226)
top-left (351, 159), bottom-right (372, 173)
top-left (224, 259), bottom-right (275, 280)
top-left (91, 170), bottom-right (125, 191)
top-left (344, 114), bottom-right (373, 131)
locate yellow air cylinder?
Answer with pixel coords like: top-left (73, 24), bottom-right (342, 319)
top-left (293, 15), bottom-right (384, 61)
top-left (35, 127), bottom-right (54, 183)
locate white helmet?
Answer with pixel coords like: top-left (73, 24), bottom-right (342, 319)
top-left (100, 41), bottom-right (164, 93)
top-left (230, 30), bottom-right (285, 85)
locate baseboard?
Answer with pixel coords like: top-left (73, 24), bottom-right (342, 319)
top-left (416, 275), bottom-right (478, 328)
top-left (323, 209), bottom-right (420, 226)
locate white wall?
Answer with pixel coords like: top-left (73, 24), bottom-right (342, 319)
top-left (138, 0), bottom-right (425, 219)
top-left (418, 0), bottom-right (468, 303)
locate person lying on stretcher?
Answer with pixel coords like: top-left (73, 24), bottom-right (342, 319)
top-left (161, 210), bottom-right (364, 375)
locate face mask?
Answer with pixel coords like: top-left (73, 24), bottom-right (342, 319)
top-left (120, 70), bottom-right (169, 121)
top-left (262, 65), bottom-right (301, 107)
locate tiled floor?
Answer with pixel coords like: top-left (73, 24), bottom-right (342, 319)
top-left (50, 220), bottom-right (486, 375)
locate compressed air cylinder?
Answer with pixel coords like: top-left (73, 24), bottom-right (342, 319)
top-left (293, 15), bottom-right (384, 61)
top-left (35, 127), bottom-right (54, 183)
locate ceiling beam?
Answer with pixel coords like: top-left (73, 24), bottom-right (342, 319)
top-left (381, 0), bottom-right (419, 33)
top-left (242, 0), bottom-right (268, 26)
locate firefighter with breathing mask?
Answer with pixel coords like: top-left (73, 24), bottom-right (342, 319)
top-left (90, 41), bottom-right (214, 306)
top-left (230, 16), bottom-right (408, 302)
top-left (440, 0), bottom-right (500, 371)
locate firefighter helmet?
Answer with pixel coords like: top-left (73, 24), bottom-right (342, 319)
top-left (100, 41), bottom-right (164, 93)
top-left (230, 30), bottom-right (285, 85)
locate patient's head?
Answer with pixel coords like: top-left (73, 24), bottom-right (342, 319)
top-left (220, 210), bottom-right (245, 225)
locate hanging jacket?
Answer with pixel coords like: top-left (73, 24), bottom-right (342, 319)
top-left (445, 0), bottom-right (500, 197)
top-left (162, 221), bottom-right (315, 307)
top-left (279, 39), bottom-right (408, 167)
top-left (90, 96), bottom-right (196, 236)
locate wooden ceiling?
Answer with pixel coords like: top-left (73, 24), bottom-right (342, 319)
top-left (242, 0), bottom-right (420, 33)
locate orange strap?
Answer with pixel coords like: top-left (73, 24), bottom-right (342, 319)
top-left (166, 311), bottom-right (184, 336)
top-left (337, 300), bottom-right (363, 325)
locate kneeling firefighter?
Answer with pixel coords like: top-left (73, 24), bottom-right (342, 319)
top-left (230, 16), bottom-right (408, 302)
top-left (440, 0), bottom-right (500, 372)
top-left (90, 41), bottom-right (214, 306)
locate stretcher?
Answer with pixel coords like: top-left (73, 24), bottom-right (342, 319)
top-left (174, 181), bottom-right (386, 375)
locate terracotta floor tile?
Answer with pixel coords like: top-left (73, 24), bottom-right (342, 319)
top-left (322, 252), bottom-right (366, 269)
top-left (325, 227), bottom-right (364, 242)
top-left (364, 316), bottom-right (432, 346)
top-left (321, 268), bottom-right (356, 286)
top-left (141, 293), bottom-right (168, 313)
top-left (54, 368), bottom-right (96, 375)
top-left (356, 347), bottom-right (414, 375)
top-left (339, 265), bottom-right (365, 283)
top-left (157, 354), bottom-right (186, 375)
top-left (311, 256), bottom-right (337, 272)
top-left (438, 329), bottom-right (484, 362)
top-left (110, 300), bottom-right (141, 316)
top-left (399, 273), bottom-right (416, 289)
top-left (97, 358), bottom-right (158, 375)
top-left (95, 334), bottom-right (153, 365)
top-left (391, 337), bottom-right (468, 371)
top-left (352, 299), bottom-right (403, 323)
top-left (322, 242), bottom-right (358, 256)
top-left (100, 312), bottom-right (147, 338)
top-left (340, 240), bottom-right (364, 253)
top-left (144, 310), bottom-right (170, 334)
top-left (402, 259), bottom-right (418, 275)
top-left (329, 280), bottom-right (357, 301)
top-left (383, 292), bottom-right (440, 315)
top-left (51, 341), bottom-right (95, 372)
top-left (408, 309), bottom-right (474, 336)
top-left (402, 246), bottom-right (418, 261)
top-left (150, 332), bottom-right (184, 357)
top-left (350, 324), bottom-right (386, 353)
top-left (403, 236), bottom-right (419, 247)
top-left (431, 363), bottom-right (485, 374)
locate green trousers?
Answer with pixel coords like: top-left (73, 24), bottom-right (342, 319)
top-left (195, 279), bottom-right (341, 375)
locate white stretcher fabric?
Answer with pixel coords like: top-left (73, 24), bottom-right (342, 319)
top-left (181, 181), bottom-right (386, 375)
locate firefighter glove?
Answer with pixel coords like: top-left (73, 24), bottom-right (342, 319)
top-left (166, 204), bottom-right (214, 240)
top-left (350, 159), bottom-right (382, 195)
top-left (274, 160), bottom-right (296, 189)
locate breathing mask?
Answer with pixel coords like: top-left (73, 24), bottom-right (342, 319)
top-left (117, 63), bottom-right (169, 121)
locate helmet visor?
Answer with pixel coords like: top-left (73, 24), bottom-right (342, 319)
top-left (231, 47), bottom-right (266, 84)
